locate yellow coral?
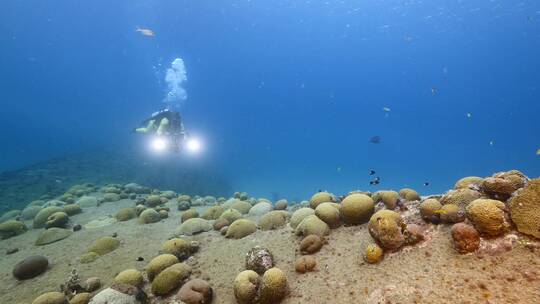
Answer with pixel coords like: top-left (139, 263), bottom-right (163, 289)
top-left (465, 199), bottom-right (507, 236)
top-left (508, 179), bottom-right (540, 238)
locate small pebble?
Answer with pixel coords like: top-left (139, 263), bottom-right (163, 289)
top-left (112, 232), bottom-right (118, 238)
top-left (73, 224), bottom-right (82, 231)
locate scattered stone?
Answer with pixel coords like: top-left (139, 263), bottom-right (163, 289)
top-left (31, 292), bottom-right (67, 304)
top-left (419, 198), bottom-right (442, 222)
top-left (466, 199), bottom-right (508, 236)
top-left (368, 210), bottom-right (405, 251)
top-left (231, 200), bottom-right (253, 214)
top-left (259, 267), bottom-right (288, 303)
top-left (258, 211), bottom-right (289, 230)
top-left (151, 263), bottom-right (192, 296)
top-left (274, 199), bottom-right (288, 210)
top-left (77, 196), bottom-right (99, 208)
top-left (375, 191), bottom-right (400, 209)
top-left (246, 246), bottom-right (274, 275)
top-left (103, 193), bottom-right (121, 203)
top-left (295, 256), bottom-right (316, 273)
top-left (35, 227), bottom-right (73, 245)
top-left (22, 205), bottom-right (43, 220)
top-left (115, 208), bottom-right (137, 221)
top-left (213, 218), bottom-right (229, 231)
top-left (201, 205), bottom-right (225, 220)
top-left (45, 212), bottom-right (69, 229)
top-left (147, 254), bottom-right (180, 281)
top-left (233, 270), bottom-right (260, 304)
top-left (178, 201), bottom-right (191, 211)
top-left (439, 204), bottom-right (465, 223)
top-left (0, 220), bottom-right (27, 239)
top-left (139, 209), bottom-right (161, 224)
top-left (179, 218), bottom-right (212, 235)
top-left (315, 202), bottom-right (341, 228)
top-left (226, 219), bottom-right (257, 239)
top-left (248, 202), bottom-right (273, 216)
top-left (89, 285), bottom-right (141, 304)
top-left (219, 208), bottom-right (242, 224)
top-left (295, 215), bottom-right (329, 237)
top-left (181, 209), bottom-right (199, 222)
top-left (13, 255), bottom-right (49, 280)
top-left (300, 234), bottom-right (323, 254)
top-left (176, 279), bottom-right (213, 304)
top-left (364, 243), bottom-right (383, 264)
top-left (115, 269), bottom-right (144, 288)
top-left (87, 236), bottom-right (120, 255)
top-left (399, 188), bottom-right (420, 201)
top-left (80, 252), bottom-right (100, 264)
top-left (310, 191), bottom-right (336, 209)
top-left (83, 277), bottom-right (102, 292)
top-left (508, 179), bottom-right (540, 238)
top-left (33, 206), bottom-right (63, 229)
top-left (70, 293), bottom-right (91, 304)
top-left (290, 208), bottom-right (315, 229)
top-left (451, 223), bottom-right (480, 254)
top-left (455, 176), bottom-right (484, 190)
top-left (0, 210), bottom-right (21, 223)
top-left (440, 188), bottom-right (483, 208)
top-left (340, 193), bottom-right (374, 225)
top-left (63, 204), bottom-right (82, 216)
top-left (162, 238), bottom-right (195, 260)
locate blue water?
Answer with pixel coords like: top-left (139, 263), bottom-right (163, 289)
top-left (1, 0), bottom-right (539, 200)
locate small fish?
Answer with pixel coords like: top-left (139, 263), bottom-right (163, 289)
top-left (136, 27), bottom-right (155, 37)
top-left (337, 166), bottom-right (342, 172)
top-left (431, 86), bottom-right (438, 95)
top-left (536, 148), bottom-right (540, 155)
top-left (433, 209), bottom-right (447, 215)
top-left (382, 107), bottom-right (391, 112)
top-left (370, 136), bottom-right (381, 144)
top-left (369, 170), bottom-right (376, 175)
top-left (466, 113), bottom-right (472, 118)
top-left (369, 176), bottom-right (381, 185)
top-left (490, 140), bottom-right (495, 146)
top-left (424, 182), bottom-right (429, 186)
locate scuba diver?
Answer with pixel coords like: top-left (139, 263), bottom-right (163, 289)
top-left (134, 108), bottom-right (187, 152)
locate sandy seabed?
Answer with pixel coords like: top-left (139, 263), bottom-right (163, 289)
top-left (1, 196), bottom-right (539, 304)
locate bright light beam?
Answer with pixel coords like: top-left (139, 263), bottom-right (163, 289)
top-left (186, 137), bottom-right (202, 153)
top-left (151, 137), bottom-right (168, 152)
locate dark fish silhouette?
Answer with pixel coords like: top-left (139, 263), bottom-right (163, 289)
top-left (424, 182), bottom-right (429, 186)
top-left (369, 170), bottom-right (376, 175)
top-left (369, 176), bottom-right (381, 185)
top-left (370, 136), bottom-right (381, 144)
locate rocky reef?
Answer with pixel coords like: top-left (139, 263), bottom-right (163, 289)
top-left (0, 169), bottom-right (538, 303)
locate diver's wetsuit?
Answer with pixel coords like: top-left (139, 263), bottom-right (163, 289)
top-left (137, 109), bottom-right (186, 152)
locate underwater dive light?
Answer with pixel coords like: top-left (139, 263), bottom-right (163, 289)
top-left (151, 137), bottom-right (168, 152)
top-left (186, 137), bottom-right (202, 153)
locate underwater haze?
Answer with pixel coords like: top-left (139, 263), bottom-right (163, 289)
top-left (1, 0), bottom-right (540, 199)
top-left (3, 1), bottom-right (540, 304)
